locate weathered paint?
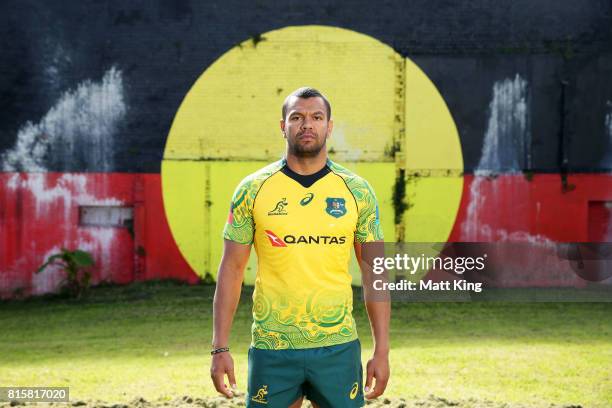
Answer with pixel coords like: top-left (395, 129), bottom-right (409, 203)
top-left (449, 174), bottom-right (612, 287)
top-left (475, 74), bottom-right (530, 175)
top-left (1, 2), bottom-right (611, 174)
top-left (1, 68), bottom-right (125, 172)
top-left (163, 26), bottom-right (399, 163)
top-left (1, 3), bottom-right (612, 297)
top-left (2, 172), bottom-right (612, 297)
top-left (0, 173), bottom-right (197, 298)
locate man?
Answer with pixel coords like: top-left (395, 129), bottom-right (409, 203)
top-left (210, 87), bottom-right (390, 408)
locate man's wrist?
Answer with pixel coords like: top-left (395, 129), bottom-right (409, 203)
top-left (211, 346), bottom-right (230, 355)
top-left (211, 337), bottom-right (228, 349)
top-left (211, 343), bottom-right (228, 348)
top-left (373, 345), bottom-right (390, 356)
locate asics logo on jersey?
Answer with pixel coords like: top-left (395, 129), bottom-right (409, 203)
top-left (265, 230), bottom-right (346, 246)
top-left (300, 192), bottom-right (314, 206)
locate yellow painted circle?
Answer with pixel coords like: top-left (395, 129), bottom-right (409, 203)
top-left (162, 25), bottom-right (464, 279)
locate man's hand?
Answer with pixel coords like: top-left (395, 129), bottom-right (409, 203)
top-left (210, 352), bottom-right (237, 398)
top-left (211, 240), bottom-right (250, 398)
top-left (355, 241), bottom-right (391, 400)
top-left (364, 351), bottom-right (390, 400)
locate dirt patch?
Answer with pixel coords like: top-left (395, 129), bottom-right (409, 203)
top-left (0, 394), bottom-right (583, 408)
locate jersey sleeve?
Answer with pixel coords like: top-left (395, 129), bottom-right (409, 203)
top-left (223, 177), bottom-right (255, 244)
top-left (355, 179), bottom-right (384, 243)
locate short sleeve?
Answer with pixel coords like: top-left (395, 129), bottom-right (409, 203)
top-left (355, 179), bottom-right (384, 243)
top-left (223, 178), bottom-right (255, 244)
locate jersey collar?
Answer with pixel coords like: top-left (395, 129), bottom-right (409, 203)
top-left (280, 157), bottom-right (331, 188)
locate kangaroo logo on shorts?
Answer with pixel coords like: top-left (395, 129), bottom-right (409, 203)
top-left (251, 385), bottom-right (268, 404)
top-left (349, 382), bottom-right (359, 399)
top-left (326, 197), bottom-right (347, 218)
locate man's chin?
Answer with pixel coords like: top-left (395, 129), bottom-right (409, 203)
top-left (292, 148), bottom-right (324, 158)
top-left (289, 143), bottom-right (325, 158)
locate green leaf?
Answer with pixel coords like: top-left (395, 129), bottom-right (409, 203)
top-left (36, 254), bottom-right (65, 274)
top-left (71, 250), bottom-right (95, 267)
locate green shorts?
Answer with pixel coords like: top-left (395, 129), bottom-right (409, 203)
top-left (247, 339), bottom-right (364, 408)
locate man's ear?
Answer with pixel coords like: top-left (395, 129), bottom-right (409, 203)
top-left (326, 118), bottom-right (334, 139)
top-left (280, 119), bottom-right (286, 138)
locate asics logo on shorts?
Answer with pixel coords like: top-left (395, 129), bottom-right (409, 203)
top-left (349, 382), bottom-right (359, 399)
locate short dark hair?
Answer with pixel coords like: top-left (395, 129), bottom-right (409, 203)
top-left (282, 87), bottom-right (331, 121)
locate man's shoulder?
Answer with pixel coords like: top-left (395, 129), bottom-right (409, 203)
top-left (327, 159), bottom-right (373, 193)
top-left (236, 159), bottom-right (285, 190)
top-left (228, 159), bottom-right (285, 215)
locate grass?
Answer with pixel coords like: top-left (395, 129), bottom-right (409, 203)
top-left (0, 280), bottom-right (611, 407)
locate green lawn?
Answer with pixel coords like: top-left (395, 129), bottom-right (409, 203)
top-left (0, 281), bottom-right (610, 407)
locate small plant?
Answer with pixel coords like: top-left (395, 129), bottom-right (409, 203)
top-left (37, 248), bottom-right (95, 298)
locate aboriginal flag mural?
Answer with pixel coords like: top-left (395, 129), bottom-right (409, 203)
top-left (1, 1), bottom-right (612, 297)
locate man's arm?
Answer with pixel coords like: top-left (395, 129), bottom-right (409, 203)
top-left (210, 239), bottom-right (251, 398)
top-left (354, 241), bottom-right (390, 400)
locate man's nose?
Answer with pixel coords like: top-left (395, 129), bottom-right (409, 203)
top-left (301, 117), bottom-right (314, 129)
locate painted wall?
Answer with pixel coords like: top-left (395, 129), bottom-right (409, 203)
top-left (1, 1), bottom-right (612, 297)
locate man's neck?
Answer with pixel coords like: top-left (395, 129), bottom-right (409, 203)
top-left (285, 152), bottom-right (328, 175)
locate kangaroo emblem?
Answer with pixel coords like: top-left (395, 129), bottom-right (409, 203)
top-left (268, 198), bottom-right (288, 215)
top-left (251, 385), bottom-right (268, 404)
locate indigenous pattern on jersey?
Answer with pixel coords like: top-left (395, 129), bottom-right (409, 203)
top-left (223, 158), bottom-right (383, 350)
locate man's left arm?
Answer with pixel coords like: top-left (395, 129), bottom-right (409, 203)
top-left (354, 241), bottom-right (390, 400)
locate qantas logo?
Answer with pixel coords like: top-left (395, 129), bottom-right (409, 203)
top-left (264, 230), bottom-right (346, 246)
top-left (264, 230), bottom-right (287, 247)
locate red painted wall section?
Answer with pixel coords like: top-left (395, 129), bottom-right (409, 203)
top-left (2, 172), bottom-right (612, 298)
top-left (140, 174), bottom-right (198, 283)
top-left (445, 174), bottom-right (612, 287)
top-left (449, 174), bottom-right (612, 243)
top-left (588, 202), bottom-right (612, 242)
top-left (0, 173), bottom-right (198, 299)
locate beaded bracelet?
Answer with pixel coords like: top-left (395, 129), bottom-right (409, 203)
top-left (210, 347), bottom-right (230, 355)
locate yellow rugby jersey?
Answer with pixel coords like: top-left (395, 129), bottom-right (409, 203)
top-left (223, 158), bottom-right (383, 350)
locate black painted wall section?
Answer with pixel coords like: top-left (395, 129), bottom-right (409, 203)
top-left (0, 0), bottom-right (611, 173)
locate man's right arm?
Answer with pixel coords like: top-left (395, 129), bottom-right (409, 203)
top-left (210, 239), bottom-right (251, 398)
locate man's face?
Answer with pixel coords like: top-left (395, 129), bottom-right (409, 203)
top-left (281, 96), bottom-right (333, 158)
